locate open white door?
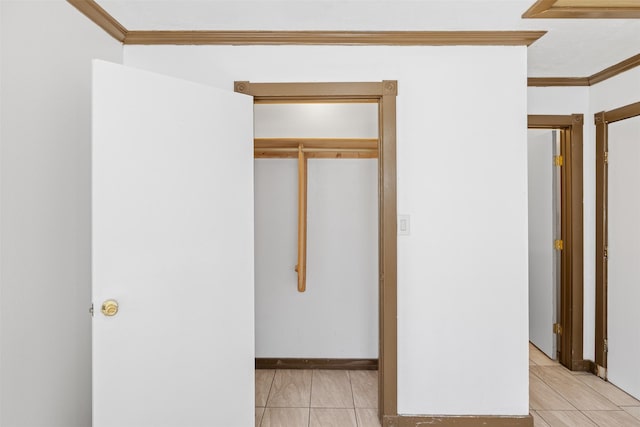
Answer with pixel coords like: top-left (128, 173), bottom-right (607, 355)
top-left (92, 61), bottom-right (254, 427)
top-left (527, 129), bottom-right (559, 360)
top-left (607, 115), bottom-right (640, 400)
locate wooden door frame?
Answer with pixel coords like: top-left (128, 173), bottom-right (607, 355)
top-left (528, 114), bottom-right (585, 370)
top-left (235, 81), bottom-right (398, 421)
top-left (594, 102), bottom-right (640, 375)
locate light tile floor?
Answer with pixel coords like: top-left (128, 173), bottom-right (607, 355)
top-left (530, 342), bottom-right (640, 426)
top-left (254, 348), bottom-right (640, 427)
top-left (255, 369), bottom-right (379, 427)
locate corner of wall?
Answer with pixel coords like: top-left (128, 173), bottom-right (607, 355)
top-left (1, 1), bottom-right (122, 426)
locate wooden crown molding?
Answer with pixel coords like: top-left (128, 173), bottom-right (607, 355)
top-left (590, 53), bottom-right (640, 85)
top-left (67, 0), bottom-right (127, 42)
top-left (523, 0), bottom-right (640, 18)
top-left (67, 1), bottom-right (636, 87)
top-left (66, 2), bottom-right (544, 46)
top-left (527, 77), bottom-right (590, 87)
top-left (123, 30), bottom-right (545, 46)
top-left (528, 53), bottom-right (640, 87)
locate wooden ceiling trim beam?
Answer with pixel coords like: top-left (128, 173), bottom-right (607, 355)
top-left (589, 53), bottom-right (640, 85)
top-left (523, 0), bottom-right (640, 18)
top-left (523, 0), bottom-right (559, 18)
top-left (527, 7), bottom-right (640, 19)
top-left (123, 30), bottom-right (546, 46)
top-left (66, 1), bottom-right (635, 88)
top-left (528, 53), bottom-right (640, 87)
top-left (528, 77), bottom-right (590, 87)
top-left (67, 0), bottom-right (127, 42)
top-left (67, 2), bottom-right (544, 46)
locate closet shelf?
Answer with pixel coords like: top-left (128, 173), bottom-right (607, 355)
top-left (254, 138), bottom-right (378, 159)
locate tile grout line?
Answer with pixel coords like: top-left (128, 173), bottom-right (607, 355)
top-left (529, 344), bottom-right (640, 426)
top-left (574, 373), bottom-right (640, 408)
top-left (531, 365), bottom-right (578, 411)
top-left (347, 370), bottom-right (359, 426)
top-left (308, 370), bottom-right (314, 427)
top-left (258, 369), bottom-right (276, 427)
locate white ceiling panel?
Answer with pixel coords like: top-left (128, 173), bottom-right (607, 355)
top-left (524, 20), bottom-right (640, 76)
top-left (96, 1), bottom-right (530, 31)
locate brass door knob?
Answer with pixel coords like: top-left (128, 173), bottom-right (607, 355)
top-left (101, 299), bottom-right (119, 317)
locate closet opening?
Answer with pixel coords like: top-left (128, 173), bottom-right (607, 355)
top-left (235, 81), bottom-right (397, 424)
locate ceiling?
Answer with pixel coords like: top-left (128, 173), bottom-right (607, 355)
top-left (94, 0), bottom-right (640, 77)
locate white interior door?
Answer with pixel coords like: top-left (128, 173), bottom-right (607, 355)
top-left (607, 115), bottom-right (640, 400)
top-left (92, 60), bottom-right (255, 427)
top-left (527, 129), bottom-right (559, 359)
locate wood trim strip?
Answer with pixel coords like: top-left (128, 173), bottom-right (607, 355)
top-left (567, 115), bottom-right (584, 370)
top-left (255, 358), bottom-right (378, 370)
top-left (572, 359), bottom-right (597, 374)
top-left (525, 7), bottom-right (640, 19)
top-left (589, 54), bottom-right (640, 86)
top-left (527, 77), bottom-right (590, 87)
top-left (384, 414), bottom-right (533, 427)
top-left (522, 0), bottom-right (558, 18)
top-left (379, 80), bottom-right (398, 419)
top-left (65, 1), bottom-right (637, 88)
top-left (124, 30), bottom-right (546, 46)
top-left (594, 111), bottom-right (608, 371)
top-left (604, 101), bottom-right (640, 124)
top-left (560, 127), bottom-right (571, 367)
top-left (528, 54), bottom-right (640, 87)
top-left (66, 0), bottom-right (127, 42)
top-left (528, 115), bottom-right (576, 127)
top-left (523, 0), bottom-right (640, 18)
top-left (236, 81), bottom-right (384, 100)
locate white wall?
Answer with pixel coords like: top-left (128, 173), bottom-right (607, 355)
top-left (255, 159), bottom-right (378, 357)
top-left (590, 67), bottom-right (640, 113)
top-left (254, 103), bottom-right (379, 358)
top-left (124, 45), bottom-right (530, 416)
top-left (528, 67), bottom-right (640, 362)
top-left (0, 2), bottom-right (122, 426)
top-left (0, 2), bottom-right (3, 421)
